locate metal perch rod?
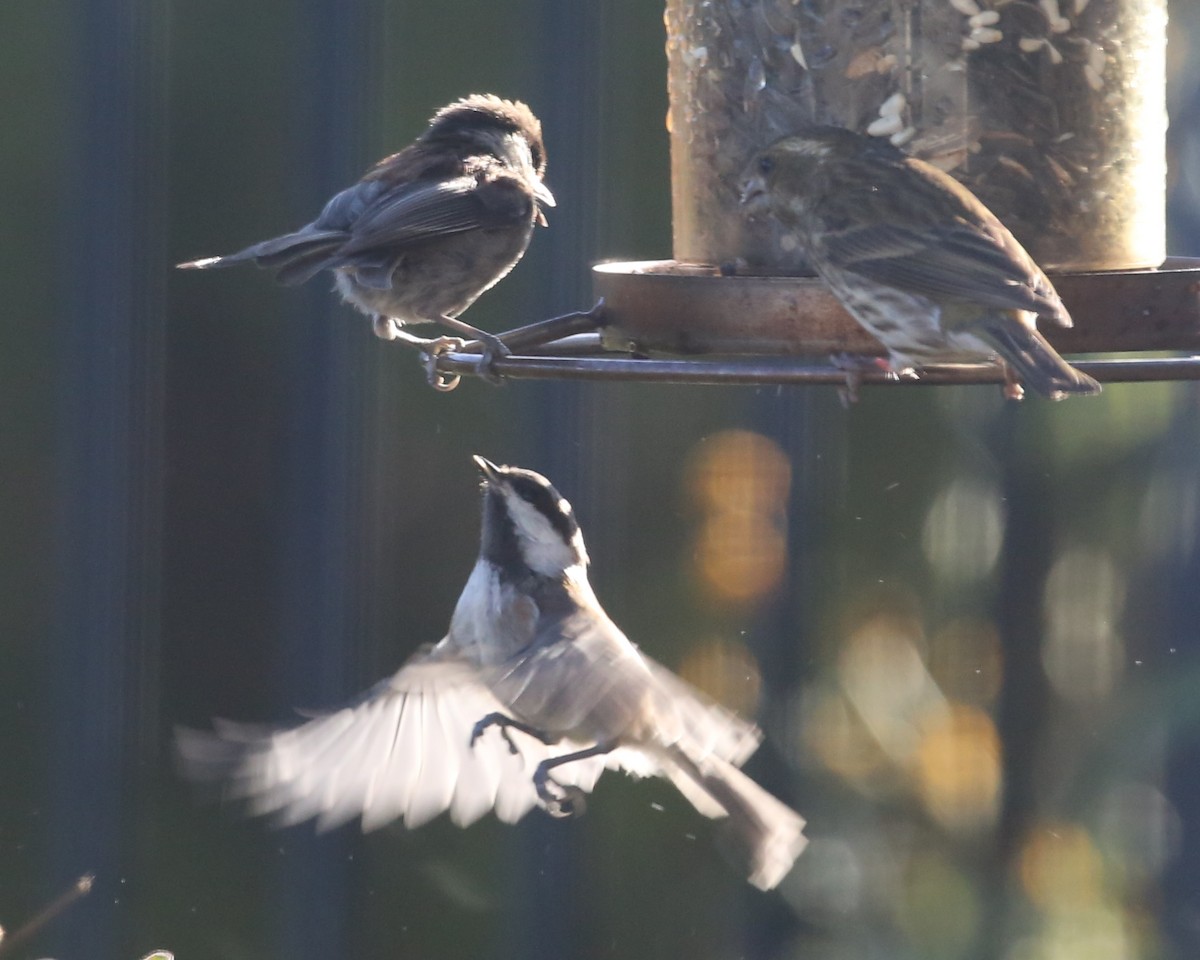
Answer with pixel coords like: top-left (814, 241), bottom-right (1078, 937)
top-left (432, 340), bottom-right (1200, 387)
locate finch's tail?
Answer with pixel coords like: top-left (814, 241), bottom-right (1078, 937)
top-left (667, 750), bottom-right (807, 891)
top-left (977, 311), bottom-right (1101, 400)
top-left (177, 228), bottom-right (348, 286)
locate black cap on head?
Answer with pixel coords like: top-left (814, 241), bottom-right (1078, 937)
top-left (424, 95), bottom-right (547, 176)
top-left (472, 455), bottom-right (581, 561)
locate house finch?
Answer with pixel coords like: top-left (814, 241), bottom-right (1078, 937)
top-left (739, 126), bottom-right (1100, 400)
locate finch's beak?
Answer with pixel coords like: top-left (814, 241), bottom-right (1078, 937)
top-left (473, 455), bottom-right (501, 481)
top-left (739, 175), bottom-right (767, 211)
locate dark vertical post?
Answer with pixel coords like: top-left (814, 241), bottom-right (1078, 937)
top-left (270, 2), bottom-right (378, 957)
top-left (47, 0), bottom-right (168, 956)
top-left (510, 6), bottom-right (606, 960)
top-left (748, 387), bottom-right (846, 958)
top-left (977, 412), bottom-right (1056, 960)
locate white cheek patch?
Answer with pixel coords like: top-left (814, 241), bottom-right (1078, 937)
top-left (504, 492), bottom-right (582, 576)
top-left (570, 528), bottom-right (589, 565)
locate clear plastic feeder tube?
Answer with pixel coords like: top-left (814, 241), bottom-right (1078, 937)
top-left (665, 0), bottom-right (1167, 273)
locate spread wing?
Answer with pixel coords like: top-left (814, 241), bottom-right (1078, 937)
top-left (175, 642), bottom-right (608, 833)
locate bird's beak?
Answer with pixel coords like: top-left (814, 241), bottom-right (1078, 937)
top-left (739, 173), bottom-right (770, 217)
top-left (473, 455), bottom-right (501, 481)
top-left (739, 175), bottom-right (766, 208)
top-left (534, 180), bottom-right (556, 209)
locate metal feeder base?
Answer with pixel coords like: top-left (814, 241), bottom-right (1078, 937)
top-left (430, 258), bottom-right (1200, 388)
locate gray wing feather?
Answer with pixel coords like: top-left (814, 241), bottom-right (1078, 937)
top-left (639, 657), bottom-right (762, 767)
top-left (176, 643), bottom-right (613, 832)
top-left (338, 177), bottom-right (490, 254)
top-left (821, 222), bottom-right (1067, 320)
top-left (402, 694), bottom-right (455, 828)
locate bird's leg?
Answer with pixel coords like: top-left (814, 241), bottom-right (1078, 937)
top-left (532, 741), bottom-right (617, 819)
top-left (373, 313), bottom-right (465, 353)
top-left (829, 353), bottom-right (882, 406)
top-left (371, 314), bottom-right (465, 390)
top-left (434, 315), bottom-right (510, 386)
top-left (830, 353), bottom-right (912, 406)
top-left (372, 314), bottom-right (399, 340)
top-left (470, 711), bottom-right (555, 755)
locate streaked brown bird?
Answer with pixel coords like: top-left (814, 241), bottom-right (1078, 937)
top-left (739, 126), bottom-right (1101, 400)
top-left (177, 457), bottom-right (806, 891)
top-left (177, 94), bottom-right (554, 367)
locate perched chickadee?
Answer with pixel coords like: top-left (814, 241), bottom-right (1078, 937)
top-left (739, 126), bottom-right (1101, 400)
top-left (177, 456), bottom-right (806, 891)
top-left (177, 94), bottom-right (554, 365)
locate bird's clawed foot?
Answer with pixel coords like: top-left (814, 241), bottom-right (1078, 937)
top-left (1001, 364), bottom-right (1026, 401)
top-left (830, 353), bottom-right (915, 406)
top-left (474, 333), bottom-right (511, 387)
top-left (533, 763), bottom-right (587, 819)
top-left (831, 353), bottom-right (884, 406)
top-left (469, 712), bottom-right (555, 754)
top-left (423, 337), bottom-right (467, 392)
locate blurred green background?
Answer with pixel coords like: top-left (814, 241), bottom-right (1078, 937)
top-left (3, 2), bottom-right (1200, 959)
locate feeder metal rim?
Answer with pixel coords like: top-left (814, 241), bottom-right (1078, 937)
top-left (432, 347), bottom-right (1200, 387)
top-left (592, 258), bottom-right (1200, 356)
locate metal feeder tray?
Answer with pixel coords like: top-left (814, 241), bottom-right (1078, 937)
top-left (430, 258), bottom-right (1200, 390)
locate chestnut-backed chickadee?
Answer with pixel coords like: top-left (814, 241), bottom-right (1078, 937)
top-left (178, 456), bottom-right (806, 891)
top-left (739, 126), bottom-right (1100, 400)
top-left (178, 95), bottom-right (554, 368)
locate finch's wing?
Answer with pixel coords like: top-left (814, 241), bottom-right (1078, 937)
top-left (820, 218), bottom-right (1067, 321)
top-left (176, 643), bottom-right (601, 833)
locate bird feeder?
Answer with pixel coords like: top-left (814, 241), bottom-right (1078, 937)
top-left (434, 0), bottom-right (1200, 389)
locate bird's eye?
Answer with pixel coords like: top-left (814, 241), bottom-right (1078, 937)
top-left (758, 155), bottom-right (774, 175)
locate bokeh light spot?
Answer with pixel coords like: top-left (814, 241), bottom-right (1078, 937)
top-left (695, 511), bottom-right (787, 602)
top-left (687, 430), bottom-right (791, 515)
top-left (914, 703), bottom-right (1002, 831)
top-left (686, 430), bottom-right (791, 604)
top-left (839, 613), bottom-right (941, 762)
top-left (677, 637), bottom-right (762, 717)
top-left (1019, 823), bottom-right (1105, 911)
top-left (1096, 781), bottom-right (1181, 881)
top-left (799, 685), bottom-right (889, 784)
top-left (922, 478), bottom-right (1005, 585)
top-left (1042, 549), bottom-right (1126, 703)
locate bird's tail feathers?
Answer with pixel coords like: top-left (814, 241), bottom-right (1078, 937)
top-left (977, 312), bottom-right (1101, 399)
top-left (668, 748), bottom-right (807, 891)
top-left (177, 229), bottom-right (348, 286)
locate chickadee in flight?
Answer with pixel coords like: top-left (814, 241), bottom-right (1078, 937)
top-left (177, 95), bottom-right (554, 375)
top-left (178, 457), bottom-right (807, 891)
